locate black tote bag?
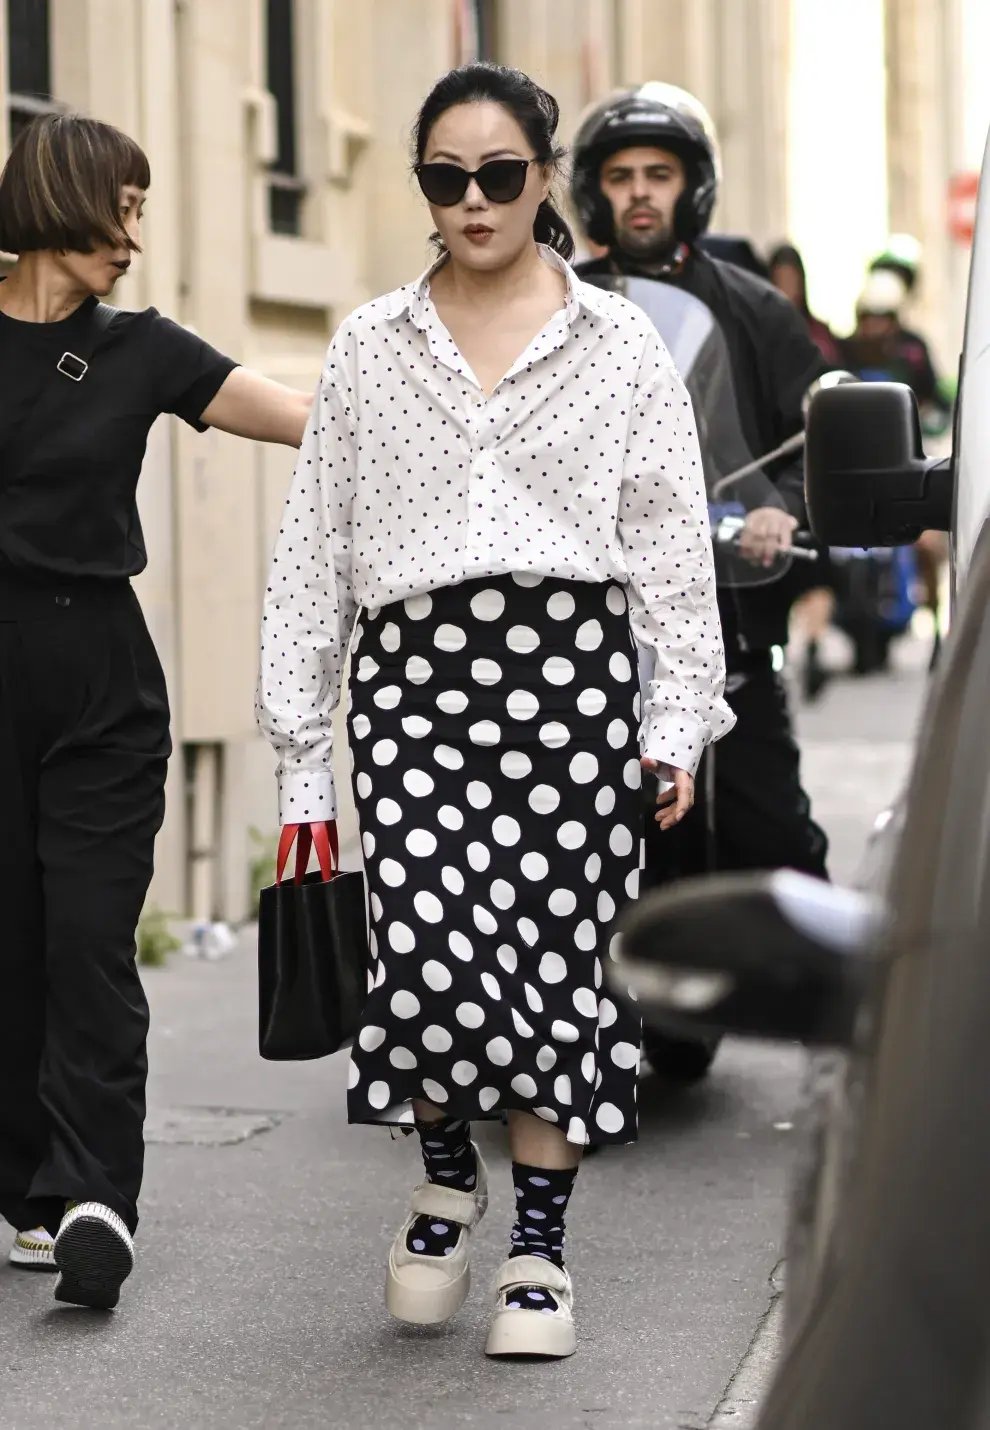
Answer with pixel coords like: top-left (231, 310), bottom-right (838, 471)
top-left (258, 822), bottom-right (369, 1060)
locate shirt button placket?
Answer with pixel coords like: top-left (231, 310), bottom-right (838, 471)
top-left (474, 395), bottom-right (494, 561)
top-left (465, 391), bottom-right (487, 560)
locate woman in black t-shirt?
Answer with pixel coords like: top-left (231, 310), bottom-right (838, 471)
top-left (0, 114), bottom-right (311, 1307)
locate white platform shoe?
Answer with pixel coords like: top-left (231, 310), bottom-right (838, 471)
top-left (385, 1146), bottom-right (489, 1325)
top-left (485, 1255), bottom-right (577, 1359)
top-left (8, 1228), bottom-right (57, 1271)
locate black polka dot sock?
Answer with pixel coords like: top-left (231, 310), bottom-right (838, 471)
top-left (505, 1163), bottom-right (578, 1312)
top-left (406, 1117), bottom-right (477, 1259)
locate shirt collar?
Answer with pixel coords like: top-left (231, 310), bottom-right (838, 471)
top-left (387, 244), bottom-right (614, 330)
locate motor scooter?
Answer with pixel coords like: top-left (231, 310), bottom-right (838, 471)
top-left (584, 271), bottom-right (846, 1083)
top-left (635, 506), bottom-right (820, 1081)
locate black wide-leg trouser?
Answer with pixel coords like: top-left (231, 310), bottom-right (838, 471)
top-left (0, 575), bottom-right (170, 1237)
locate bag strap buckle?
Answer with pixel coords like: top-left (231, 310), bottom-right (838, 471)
top-left (57, 352), bottom-right (89, 381)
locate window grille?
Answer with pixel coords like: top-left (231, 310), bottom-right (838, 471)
top-left (7, 0), bottom-right (58, 146)
top-left (266, 0), bottom-right (305, 235)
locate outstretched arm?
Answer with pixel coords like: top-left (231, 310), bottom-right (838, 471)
top-left (201, 367), bottom-right (313, 448)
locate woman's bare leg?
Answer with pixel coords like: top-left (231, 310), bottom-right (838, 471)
top-left (508, 1110), bottom-right (582, 1170)
top-left (793, 587), bottom-right (836, 700)
top-left (797, 587), bottom-right (835, 640)
top-left (411, 1098), bottom-right (447, 1123)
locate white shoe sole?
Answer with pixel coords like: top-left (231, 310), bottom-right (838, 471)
top-left (9, 1241), bottom-right (57, 1272)
top-left (485, 1306), bottom-right (577, 1359)
top-left (386, 1254), bottom-right (472, 1325)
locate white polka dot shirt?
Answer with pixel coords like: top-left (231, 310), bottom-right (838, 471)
top-left (258, 246), bottom-right (735, 822)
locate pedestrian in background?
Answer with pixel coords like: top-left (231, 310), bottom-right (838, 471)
top-left (839, 265), bottom-right (947, 671)
top-left (0, 113), bottom-right (312, 1308)
top-left (768, 242), bottom-right (840, 699)
top-left (768, 243), bottom-right (842, 366)
top-left (258, 62), bottom-right (732, 1360)
top-left (843, 263), bottom-right (952, 431)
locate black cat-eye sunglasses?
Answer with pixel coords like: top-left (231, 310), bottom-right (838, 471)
top-left (415, 158), bottom-right (537, 207)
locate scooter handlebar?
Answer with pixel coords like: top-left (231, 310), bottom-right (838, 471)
top-left (711, 519), bottom-right (819, 562)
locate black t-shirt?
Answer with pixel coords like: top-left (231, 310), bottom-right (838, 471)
top-left (0, 291), bottom-right (237, 580)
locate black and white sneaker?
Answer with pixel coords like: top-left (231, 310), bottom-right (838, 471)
top-left (9, 1227), bottom-right (57, 1271)
top-left (53, 1202), bottom-right (134, 1310)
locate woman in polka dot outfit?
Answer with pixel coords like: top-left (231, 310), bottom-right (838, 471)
top-left (258, 63), bottom-right (734, 1360)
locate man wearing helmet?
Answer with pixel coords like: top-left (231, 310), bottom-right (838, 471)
top-left (845, 257), bottom-right (950, 432)
top-left (572, 84), bottom-right (829, 987)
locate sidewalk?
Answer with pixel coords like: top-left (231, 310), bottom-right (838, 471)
top-left (1, 921), bottom-right (806, 1430)
top-left (0, 646), bottom-right (929, 1430)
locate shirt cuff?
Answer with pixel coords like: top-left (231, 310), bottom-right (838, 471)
top-left (640, 711), bottom-right (715, 780)
top-left (277, 767), bottom-right (338, 825)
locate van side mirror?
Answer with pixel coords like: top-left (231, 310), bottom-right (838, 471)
top-left (805, 382), bottom-right (952, 546)
top-left (801, 368), bottom-right (860, 420)
top-left (611, 871), bottom-right (879, 1047)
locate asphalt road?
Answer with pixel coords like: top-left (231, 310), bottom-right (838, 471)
top-left (0, 636), bottom-right (929, 1430)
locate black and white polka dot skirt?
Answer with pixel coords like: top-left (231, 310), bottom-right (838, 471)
top-left (345, 572), bottom-right (643, 1146)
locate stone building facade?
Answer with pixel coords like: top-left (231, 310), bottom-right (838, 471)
top-left (0, 0), bottom-right (977, 921)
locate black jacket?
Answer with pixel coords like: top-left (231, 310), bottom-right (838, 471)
top-left (577, 250), bottom-right (831, 659)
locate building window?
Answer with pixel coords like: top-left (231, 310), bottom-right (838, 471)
top-left (454, 1), bottom-right (498, 64)
top-left (475, 0), bottom-right (498, 61)
top-left (7, 0), bottom-right (58, 145)
top-left (266, 0), bottom-right (305, 236)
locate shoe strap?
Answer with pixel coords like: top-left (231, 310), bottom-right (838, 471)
top-left (495, 1255), bottom-right (569, 1295)
top-left (410, 1180), bottom-right (480, 1227)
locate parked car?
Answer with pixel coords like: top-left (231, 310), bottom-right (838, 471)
top-left (609, 130), bottom-right (990, 1430)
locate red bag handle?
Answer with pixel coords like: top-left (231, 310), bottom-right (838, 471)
top-left (276, 821), bottom-right (339, 886)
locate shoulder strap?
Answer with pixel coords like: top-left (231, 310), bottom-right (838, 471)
top-left (92, 301), bottom-right (118, 334)
top-left (2, 300), bottom-right (121, 486)
top-left (53, 301), bottom-right (119, 380)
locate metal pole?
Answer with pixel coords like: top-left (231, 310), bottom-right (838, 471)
top-left (710, 431), bottom-right (806, 497)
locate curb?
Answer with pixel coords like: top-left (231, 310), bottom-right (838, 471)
top-left (708, 1262), bottom-right (786, 1428)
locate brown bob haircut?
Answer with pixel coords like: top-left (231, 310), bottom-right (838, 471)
top-left (0, 113), bottom-right (151, 255)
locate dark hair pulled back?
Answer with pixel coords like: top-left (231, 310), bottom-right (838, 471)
top-left (413, 63), bottom-right (574, 261)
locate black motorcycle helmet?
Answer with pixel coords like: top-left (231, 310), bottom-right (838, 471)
top-left (570, 82), bottom-right (721, 248)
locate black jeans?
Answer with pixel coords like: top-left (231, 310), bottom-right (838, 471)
top-left (643, 654), bottom-right (829, 887)
top-left (0, 576), bottom-right (170, 1236)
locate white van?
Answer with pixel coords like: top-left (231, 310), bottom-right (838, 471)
top-left (609, 133), bottom-right (990, 1430)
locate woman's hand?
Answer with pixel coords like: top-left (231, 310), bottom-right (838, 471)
top-left (200, 368), bottom-right (314, 448)
top-left (641, 758), bottom-right (695, 831)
